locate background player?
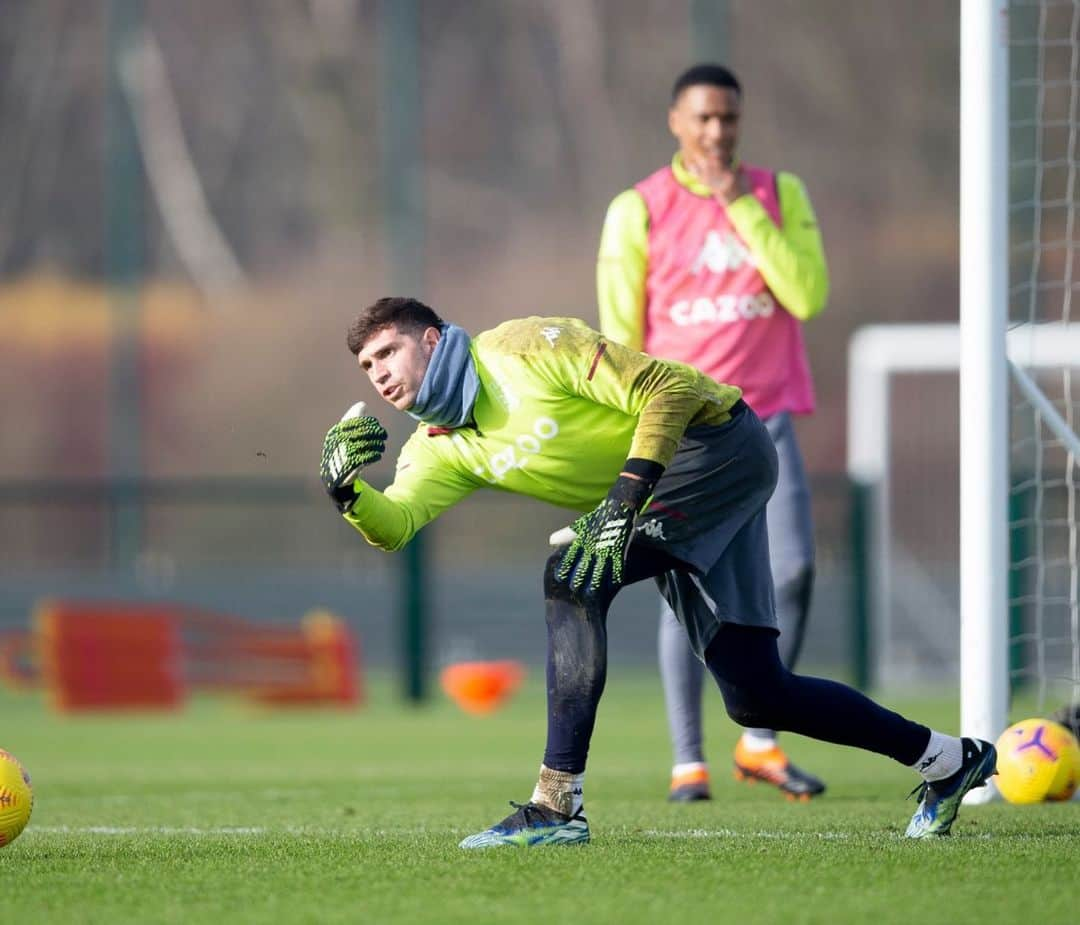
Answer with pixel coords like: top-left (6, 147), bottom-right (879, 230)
top-left (598, 63), bottom-right (828, 802)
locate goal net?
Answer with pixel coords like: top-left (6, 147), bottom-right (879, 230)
top-left (845, 4), bottom-right (1080, 747)
top-left (1007, 0), bottom-right (1080, 719)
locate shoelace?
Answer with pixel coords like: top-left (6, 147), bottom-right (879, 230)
top-left (502, 801), bottom-right (553, 828)
top-left (500, 800), bottom-right (583, 829)
top-left (909, 759), bottom-right (977, 802)
top-left (907, 781), bottom-right (930, 802)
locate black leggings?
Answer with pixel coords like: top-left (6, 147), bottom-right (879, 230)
top-left (542, 547), bottom-right (931, 774)
top-left (703, 623), bottom-right (930, 765)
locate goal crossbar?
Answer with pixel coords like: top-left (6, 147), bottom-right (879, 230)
top-left (846, 322), bottom-right (1080, 718)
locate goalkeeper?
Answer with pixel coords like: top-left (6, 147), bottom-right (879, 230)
top-left (321, 296), bottom-right (997, 847)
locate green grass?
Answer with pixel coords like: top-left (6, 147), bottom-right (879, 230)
top-left (2, 673), bottom-right (1077, 924)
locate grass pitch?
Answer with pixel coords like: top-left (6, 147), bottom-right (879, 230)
top-left (3, 673), bottom-right (1077, 924)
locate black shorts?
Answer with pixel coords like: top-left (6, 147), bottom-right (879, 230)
top-left (629, 401), bottom-right (780, 657)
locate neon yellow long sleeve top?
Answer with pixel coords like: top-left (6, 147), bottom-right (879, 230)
top-left (343, 316), bottom-right (741, 551)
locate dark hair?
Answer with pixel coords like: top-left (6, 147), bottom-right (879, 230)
top-left (671, 63), bottom-right (741, 104)
top-left (346, 297), bottom-right (444, 355)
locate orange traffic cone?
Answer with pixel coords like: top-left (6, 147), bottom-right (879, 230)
top-left (440, 660), bottom-right (525, 714)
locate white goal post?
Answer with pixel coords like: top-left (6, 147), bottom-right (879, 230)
top-left (849, 0), bottom-right (1080, 805)
top-left (959, 0), bottom-right (1010, 791)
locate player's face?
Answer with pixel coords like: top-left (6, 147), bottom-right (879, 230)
top-left (668, 84), bottom-right (741, 169)
top-left (356, 324), bottom-right (441, 412)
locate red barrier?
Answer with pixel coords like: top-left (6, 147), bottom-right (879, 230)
top-left (36, 601), bottom-right (184, 712)
top-left (244, 611), bottom-right (362, 707)
top-left (14, 601), bottom-right (362, 712)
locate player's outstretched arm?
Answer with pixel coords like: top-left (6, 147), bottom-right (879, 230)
top-left (323, 411), bottom-right (478, 552)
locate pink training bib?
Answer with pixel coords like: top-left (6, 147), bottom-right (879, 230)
top-left (635, 164), bottom-right (815, 418)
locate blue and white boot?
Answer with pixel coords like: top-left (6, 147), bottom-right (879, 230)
top-left (904, 738), bottom-right (997, 838)
top-left (459, 801), bottom-right (590, 849)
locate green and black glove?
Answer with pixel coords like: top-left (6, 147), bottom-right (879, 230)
top-left (555, 459), bottom-right (662, 601)
top-left (320, 410), bottom-right (387, 513)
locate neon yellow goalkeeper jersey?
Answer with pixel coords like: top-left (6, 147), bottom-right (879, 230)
top-left (344, 316), bottom-right (742, 550)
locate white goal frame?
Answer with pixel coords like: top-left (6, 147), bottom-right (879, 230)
top-left (847, 323), bottom-right (1080, 710)
top-left (849, 0), bottom-right (1079, 804)
top-left (959, 0), bottom-right (1010, 798)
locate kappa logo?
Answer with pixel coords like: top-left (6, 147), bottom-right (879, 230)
top-left (918, 749), bottom-right (943, 773)
top-left (541, 326), bottom-right (562, 347)
top-left (636, 518), bottom-right (667, 541)
top-left (691, 229), bottom-right (755, 275)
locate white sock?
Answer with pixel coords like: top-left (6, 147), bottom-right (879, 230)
top-left (739, 731), bottom-right (777, 753)
top-left (911, 730), bottom-right (963, 781)
top-left (531, 764), bottom-right (584, 816)
top-left (672, 760), bottom-right (708, 778)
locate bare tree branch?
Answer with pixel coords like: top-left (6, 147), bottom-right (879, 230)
top-left (120, 26), bottom-right (247, 297)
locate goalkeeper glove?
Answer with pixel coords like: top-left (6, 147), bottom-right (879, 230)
top-left (320, 412), bottom-right (387, 513)
top-left (555, 461), bottom-right (661, 601)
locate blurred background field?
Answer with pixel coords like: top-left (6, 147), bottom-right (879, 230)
top-left (0, 0), bottom-right (973, 685)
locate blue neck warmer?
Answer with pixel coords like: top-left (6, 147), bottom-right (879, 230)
top-left (407, 323), bottom-right (479, 428)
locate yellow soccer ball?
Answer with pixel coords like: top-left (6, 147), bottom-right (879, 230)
top-left (0, 748), bottom-right (33, 846)
top-left (995, 718), bottom-right (1080, 804)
